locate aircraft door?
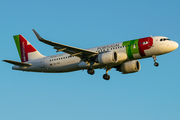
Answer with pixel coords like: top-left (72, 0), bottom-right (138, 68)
top-left (40, 58), bottom-right (46, 69)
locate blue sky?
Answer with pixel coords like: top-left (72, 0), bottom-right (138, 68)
top-left (1, 0), bottom-right (180, 120)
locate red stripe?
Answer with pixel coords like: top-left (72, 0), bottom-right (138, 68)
top-left (138, 37), bottom-right (153, 57)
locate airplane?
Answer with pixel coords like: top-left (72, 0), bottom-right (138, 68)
top-left (3, 29), bottom-right (179, 80)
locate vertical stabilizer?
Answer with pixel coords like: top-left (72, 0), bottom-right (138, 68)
top-left (13, 35), bottom-right (45, 62)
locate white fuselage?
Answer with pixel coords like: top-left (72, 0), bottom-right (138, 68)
top-left (12, 36), bottom-right (178, 73)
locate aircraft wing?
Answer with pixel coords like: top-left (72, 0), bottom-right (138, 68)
top-left (32, 29), bottom-right (98, 59)
top-left (3, 60), bottom-right (32, 66)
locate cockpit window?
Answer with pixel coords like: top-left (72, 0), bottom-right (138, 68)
top-left (160, 38), bottom-right (171, 41)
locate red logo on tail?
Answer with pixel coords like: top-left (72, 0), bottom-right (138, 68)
top-left (19, 35), bottom-right (36, 62)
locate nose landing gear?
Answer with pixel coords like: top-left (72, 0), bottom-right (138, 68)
top-left (152, 55), bottom-right (159, 67)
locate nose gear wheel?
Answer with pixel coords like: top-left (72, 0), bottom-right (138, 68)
top-left (152, 55), bottom-right (159, 67)
top-left (154, 62), bottom-right (159, 67)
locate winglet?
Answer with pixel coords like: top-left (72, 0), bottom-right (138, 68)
top-left (32, 29), bottom-right (44, 41)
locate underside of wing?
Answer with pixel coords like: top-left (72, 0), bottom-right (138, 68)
top-left (32, 29), bottom-right (98, 59)
top-left (3, 60), bottom-right (32, 66)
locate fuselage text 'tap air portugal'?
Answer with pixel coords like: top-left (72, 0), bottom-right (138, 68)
top-left (3, 29), bottom-right (179, 80)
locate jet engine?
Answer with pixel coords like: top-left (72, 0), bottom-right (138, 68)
top-left (96, 51), bottom-right (128, 65)
top-left (97, 51), bottom-right (118, 64)
top-left (116, 60), bottom-right (141, 74)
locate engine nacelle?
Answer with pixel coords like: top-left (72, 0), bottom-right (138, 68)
top-left (97, 51), bottom-right (118, 64)
top-left (116, 52), bottom-right (128, 63)
top-left (97, 51), bottom-right (128, 65)
top-left (117, 60), bottom-right (141, 74)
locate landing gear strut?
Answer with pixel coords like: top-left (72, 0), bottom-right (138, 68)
top-left (103, 66), bottom-right (111, 80)
top-left (152, 55), bottom-right (159, 67)
top-left (87, 61), bottom-right (95, 75)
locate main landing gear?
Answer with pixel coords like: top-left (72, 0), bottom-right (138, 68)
top-left (103, 66), bottom-right (111, 80)
top-left (152, 55), bottom-right (159, 67)
top-left (103, 74), bottom-right (110, 80)
top-left (87, 68), bottom-right (95, 75)
top-left (87, 66), bottom-right (111, 80)
top-left (87, 61), bottom-right (111, 80)
top-left (87, 61), bottom-right (95, 75)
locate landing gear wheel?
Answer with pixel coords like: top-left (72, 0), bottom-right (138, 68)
top-left (103, 74), bottom-right (110, 80)
top-left (154, 62), bottom-right (159, 67)
top-left (152, 55), bottom-right (159, 67)
top-left (87, 68), bottom-right (95, 75)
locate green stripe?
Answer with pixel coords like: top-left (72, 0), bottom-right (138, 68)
top-left (13, 35), bottom-right (21, 61)
top-left (122, 39), bottom-right (140, 59)
top-left (123, 41), bottom-right (133, 59)
top-left (131, 39), bottom-right (139, 55)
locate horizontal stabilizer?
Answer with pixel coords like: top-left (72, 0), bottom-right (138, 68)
top-left (3, 60), bottom-right (32, 66)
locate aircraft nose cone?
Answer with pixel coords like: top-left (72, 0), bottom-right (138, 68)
top-left (174, 42), bottom-right (179, 50)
